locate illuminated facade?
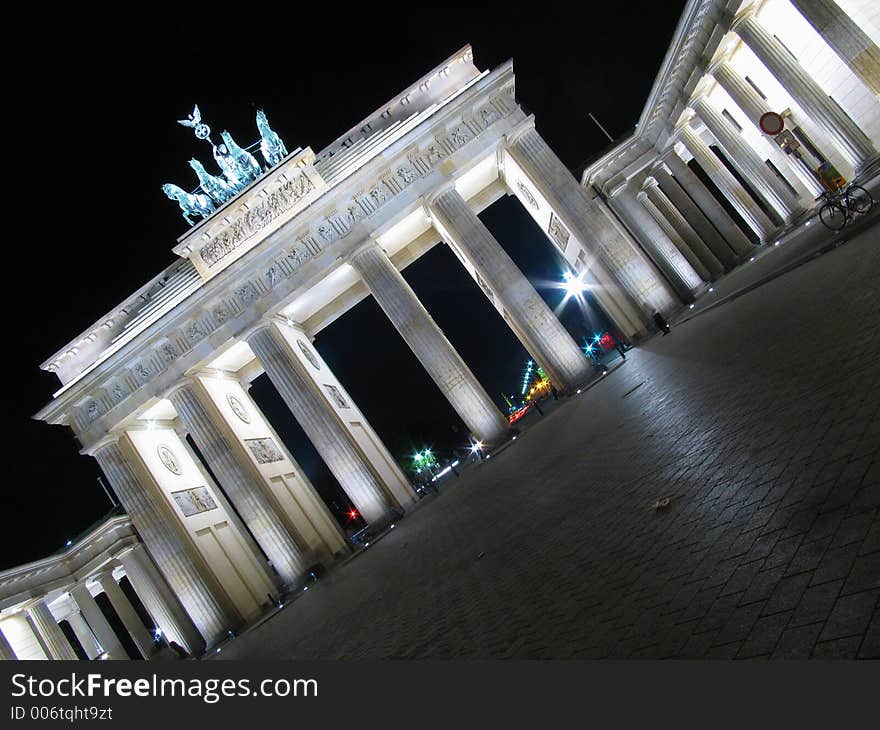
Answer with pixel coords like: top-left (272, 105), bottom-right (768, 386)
top-left (8, 0), bottom-right (877, 661)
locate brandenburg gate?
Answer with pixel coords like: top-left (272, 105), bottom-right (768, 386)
top-left (26, 46), bottom-right (679, 655)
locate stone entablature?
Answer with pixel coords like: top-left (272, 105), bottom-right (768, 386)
top-left (0, 515), bottom-right (136, 612)
top-left (36, 62), bottom-right (521, 448)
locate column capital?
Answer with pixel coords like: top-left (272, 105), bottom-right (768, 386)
top-left (81, 432), bottom-right (122, 457)
top-left (635, 190), bottom-right (650, 204)
top-left (346, 237), bottom-right (384, 262)
top-left (729, 6), bottom-right (757, 33)
top-left (641, 176), bottom-right (660, 191)
top-left (504, 116), bottom-right (537, 147)
top-left (423, 180), bottom-right (457, 208)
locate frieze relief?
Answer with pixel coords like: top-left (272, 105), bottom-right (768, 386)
top-left (72, 89), bottom-right (518, 436)
top-left (199, 171), bottom-right (316, 269)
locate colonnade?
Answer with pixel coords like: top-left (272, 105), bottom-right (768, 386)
top-left (604, 0), bottom-right (878, 297)
top-left (0, 543), bottom-right (199, 660)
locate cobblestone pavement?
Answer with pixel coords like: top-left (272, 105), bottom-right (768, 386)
top-left (219, 222), bottom-right (880, 660)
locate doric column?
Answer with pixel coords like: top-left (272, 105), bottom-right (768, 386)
top-left (606, 185), bottom-right (702, 303)
top-left (734, 13), bottom-right (876, 171)
top-left (711, 60), bottom-right (824, 197)
top-left (692, 97), bottom-right (802, 222)
top-left (641, 179), bottom-right (720, 280)
top-left (660, 149), bottom-right (755, 256)
top-left (68, 583), bottom-right (127, 660)
top-left (26, 601), bottom-right (78, 660)
top-left (119, 544), bottom-right (201, 655)
top-left (651, 164), bottom-right (739, 269)
top-left (678, 125), bottom-right (777, 241)
top-left (95, 572), bottom-right (155, 659)
top-left (66, 612), bottom-right (101, 660)
top-left (168, 382), bottom-right (305, 587)
top-left (247, 323), bottom-right (393, 524)
top-left (506, 125), bottom-right (656, 331)
top-left (0, 623), bottom-right (17, 660)
top-left (427, 187), bottom-right (592, 390)
top-left (93, 439), bottom-right (230, 650)
top-left (349, 241), bottom-right (512, 438)
top-left (789, 0), bottom-right (880, 97)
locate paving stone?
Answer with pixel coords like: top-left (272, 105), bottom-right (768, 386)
top-left (772, 623), bottom-right (824, 660)
top-left (811, 637), bottom-right (862, 659)
top-left (819, 590), bottom-right (880, 642)
top-left (790, 580), bottom-right (843, 628)
top-left (737, 611), bottom-right (792, 658)
top-left (841, 553), bottom-right (880, 595)
top-left (857, 610), bottom-right (880, 659)
top-left (763, 572), bottom-right (812, 616)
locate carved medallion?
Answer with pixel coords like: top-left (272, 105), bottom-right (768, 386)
top-left (245, 437), bottom-right (284, 464)
top-left (297, 339), bottom-right (321, 370)
top-left (516, 181), bottom-right (538, 210)
top-left (157, 444), bottom-right (182, 475)
top-left (226, 393), bottom-right (251, 424)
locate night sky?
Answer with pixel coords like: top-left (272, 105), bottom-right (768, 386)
top-left (3, 5), bottom-right (685, 567)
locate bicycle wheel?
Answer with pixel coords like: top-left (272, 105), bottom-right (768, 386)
top-left (819, 202), bottom-right (847, 231)
top-left (846, 185), bottom-right (873, 215)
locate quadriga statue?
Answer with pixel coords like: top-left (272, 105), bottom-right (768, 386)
top-left (221, 130), bottom-right (262, 185)
top-left (162, 183), bottom-right (215, 226)
top-left (256, 110), bottom-right (288, 167)
top-left (189, 158), bottom-right (235, 204)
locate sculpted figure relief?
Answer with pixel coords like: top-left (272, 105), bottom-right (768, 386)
top-left (162, 183), bottom-right (215, 226)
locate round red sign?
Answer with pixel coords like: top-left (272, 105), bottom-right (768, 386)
top-left (759, 111), bottom-right (785, 135)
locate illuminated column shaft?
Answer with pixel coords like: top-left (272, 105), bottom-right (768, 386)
top-left (679, 126), bottom-right (776, 241)
top-left (607, 186), bottom-right (702, 302)
top-left (661, 149), bottom-right (755, 256)
top-left (506, 126), bottom-right (653, 329)
top-left (789, 0), bottom-right (880, 97)
top-left (93, 440), bottom-right (228, 649)
top-left (67, 612), bottom-right (100, 660)
top-left (693, 97), bottom-right (801, 222)
top-left (651, 165), bottom-right (739, 269)
top-left (641, 181), bottom-right (719, 280)
top-left (428, 188), bottom-right (591, 390)
top-left (169, 383), bottom-right (305, 587)
top-left (26, 601), bottom-right (78, 660)
top-left (349, 241), bottom-right (510, 440)
top-left (247, 324), bottom-right (394, 523)
top-left (0, 625), bottom-right (17, 660)
top-left (711, 61), bottom-right (823, 197)
top-left (68, 583), bottom-right (127, 660)
top-left (95, 573), bottom-right (155, 659)
top-left (735, 14), bottom-right (876, 171)
top-left (119, 544), bottom-right (201, 655)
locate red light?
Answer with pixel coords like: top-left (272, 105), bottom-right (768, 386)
top-left (346, 509), bottom-right (358, 521)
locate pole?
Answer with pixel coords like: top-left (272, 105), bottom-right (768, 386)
top-left (97, 476), bottom-right (117, 507)
top-left (588, 112), bottom-right (614, 143)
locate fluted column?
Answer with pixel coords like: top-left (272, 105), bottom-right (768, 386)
top-left (68, 583), bottom-right (127, 660)
top-left (428, 187), bottom-right (592, 390)
top-left (247, 323), bottom-right (393, 524)
top-left (506, 125), bottom-right (655, 330)
top-left (679, 125), bottom-right (777, 241)
top-left (641, 179), bottom-right (720, 280)
top-left (93, 439), bottom-right (230, 649)
top-left (95, 573), bottom-right (155, 659)
top-left (660, 149), bottom-right (756, 256)
top-left (711, 60), bottom-right (824, 197)
top-left (26, 601), bottom-right (78, 660)
top-left (0, 623), bottom-right (17, 660)
top-left (692, 97), bottom-right (802, 222)
top-left (734, 13), bottom-right (876, 171)
top-left (66, 612), bottom-right (100, 659)
top-left (349, 241), bottom-right (511, 439)
top-left (789, 0), bottom-right (880, 97)
top-left (119, 544), bottom-right (200, 655)
top-left (168, 382), bottom-right (305, 587)
top-left (651, 164), bottom-right (739, 270)
top-left (607, 185), bottom-right (702, 303)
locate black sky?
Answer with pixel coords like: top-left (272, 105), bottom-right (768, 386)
top-left (2, 4), bottom-right (685, 567)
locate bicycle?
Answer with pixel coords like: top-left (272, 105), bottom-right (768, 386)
top-left (818, 183), bottom-right (873, 231)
